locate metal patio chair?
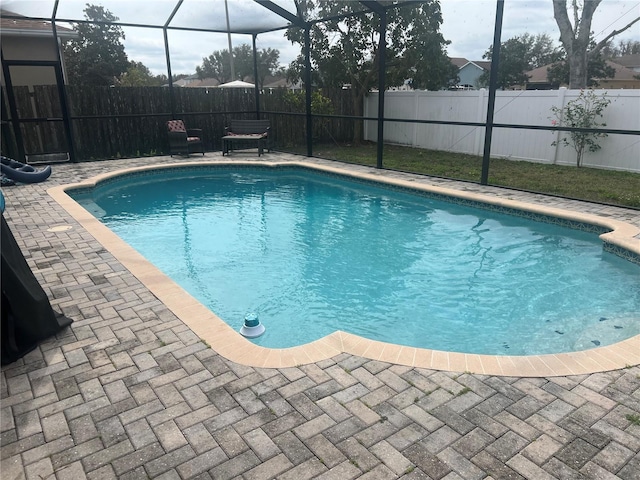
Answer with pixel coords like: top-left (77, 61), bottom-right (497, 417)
top-left (166, 119), bottom-right (205, 156)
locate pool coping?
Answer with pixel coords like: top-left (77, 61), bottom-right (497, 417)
top-left (47, 160), bottom-right (640, 377)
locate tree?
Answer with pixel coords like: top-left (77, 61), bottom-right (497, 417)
top-left (601, 39), bottom-right (640, 58)
top-left (196, 50), bottom-right (230, 84)
top-left (550, 90), bottom-right (610, 167)
top-left (283, 90), bottom-right (335, 140)
top-left (230, 44), bottom-right (280, 88)
top-left (286, 1), bottom-right (455, 144)
top-left (552, 0), bottom-right (640, 88)
top-left (546, 39), bottom-right (615, 88)
top-left (399, 21), bottom-right (459, 91)
top-left (196, 44), bottom-right (280, 87)
top-left (63, 4), bottom-right (129, 85)
top-left (119, 61), bottom-right (168, 87)
top-left (615, 39), bottom-right (640, 56)
top-left (479, 33), bottom-right (563, 88)
top-left (255, 48), bottom-right (281, 88)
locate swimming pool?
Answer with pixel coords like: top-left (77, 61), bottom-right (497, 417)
top-left (68, 163), bottom-right (640, 357)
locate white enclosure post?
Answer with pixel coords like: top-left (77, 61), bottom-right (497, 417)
top-left (474, 89), bottom-right (487, 156)
top-left (552, 87), bottom-right (568, 165)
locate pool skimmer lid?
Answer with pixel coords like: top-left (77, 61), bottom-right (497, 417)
top-left (47, 225), bottom-right (73, 232)
top-left (240, 313), bottom-right (265, 338)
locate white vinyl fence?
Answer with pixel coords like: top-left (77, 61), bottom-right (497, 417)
top-left (364, 88), bottom-right (640, 172)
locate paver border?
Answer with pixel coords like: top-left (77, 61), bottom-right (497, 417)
top-left (47, 160), bottom-right (640, 377)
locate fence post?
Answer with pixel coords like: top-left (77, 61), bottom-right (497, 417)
top-left (474, 89), bottom-right (487, 156)
top-left (363, 93), bottom-right (369, 141)
top-left (552, 87), bottom-right (567, 165)
top-left (413, 91), bottom-right (419, 147)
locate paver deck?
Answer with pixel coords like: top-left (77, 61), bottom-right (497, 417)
top-left (1, 152), bottom-right (639, 479)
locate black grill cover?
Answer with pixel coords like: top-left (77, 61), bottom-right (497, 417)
top-left (1, 214), bottom-right (73, 365)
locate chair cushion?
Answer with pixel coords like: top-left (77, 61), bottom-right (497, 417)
top-left (226, 132), bottom-right (267, 138)
top-left (167, 120), bottom-right (186, 132)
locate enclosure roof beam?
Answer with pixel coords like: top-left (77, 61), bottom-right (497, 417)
top-left (164, 25), bottom-right (265, 35)
top-left (361, 1), bottom-right (424, 15)
top-left (0, 0), bottom-right (424, 33)
top-left (51, 0), bottom-right (59, 20)
top-left (164, 0), bottom-right (184, 28)
top-left (0, 13), bottom-right (263, 35)
top-left (254, 0), bottom-right (305, 28)
top-left (20, 17), bottom-right (169, 30)
top-left (359, 1), bottom-right (384, 16)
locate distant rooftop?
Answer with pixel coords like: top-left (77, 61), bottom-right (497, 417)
top-left (0, 9), bottom-right (76, 38)
top-left (450, 57), bottom-right (491, 71)
top-left (612, 54), bottom-right (640, 69)
top-left (525, 59), bottom-right (639, 85)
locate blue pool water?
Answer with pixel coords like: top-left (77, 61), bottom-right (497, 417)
top-left (72, 166), bottom-right (640, 355)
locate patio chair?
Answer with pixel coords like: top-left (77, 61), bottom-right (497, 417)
top-left (166, 120), bottom-right (205, 157)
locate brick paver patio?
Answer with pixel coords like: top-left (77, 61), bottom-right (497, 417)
top-left (1, 153), bottom-right (639, 479)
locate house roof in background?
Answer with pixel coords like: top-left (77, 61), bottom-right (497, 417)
top-left (173, 74), bottom-right (297, 89)
top-left (525, 60), bottom-right (639, 84)
top-left (182, 78), bottom-right (221, 87)
top-left (604, 60), bottom-right (640, 81)
top-left (612, 54), bottom-right (640, 69)
top-left (0, 9), bottom-right (76, 38)
top-left (262, 74), bottom-right (301, 89)
top-left (449, 57), bottom-right (470, 68)
top-left (473, 60), bottom-right (492, 70)
top-left (263, 77), bottom-right (287, 88)
top-left (449, 57), bottom-right (491, 71)
top-left (526, 64), bottom-right (553, 83)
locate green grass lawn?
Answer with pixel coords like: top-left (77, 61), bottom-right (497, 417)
top-left (294, 143), bottom-right (640, 208)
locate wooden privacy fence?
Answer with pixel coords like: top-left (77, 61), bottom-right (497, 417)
top-left (3, 84), bottom-right (67, 158)
top-left (2, 86), bottom-right (355, 161)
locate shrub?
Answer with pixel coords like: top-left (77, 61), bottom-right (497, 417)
top-left (550, 90), bottom-right (611, 167)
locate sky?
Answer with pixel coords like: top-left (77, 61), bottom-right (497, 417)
top-left (3, 0), bottom-right (640, 75)
top-left (441, 0), bottom-right (640, 61)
